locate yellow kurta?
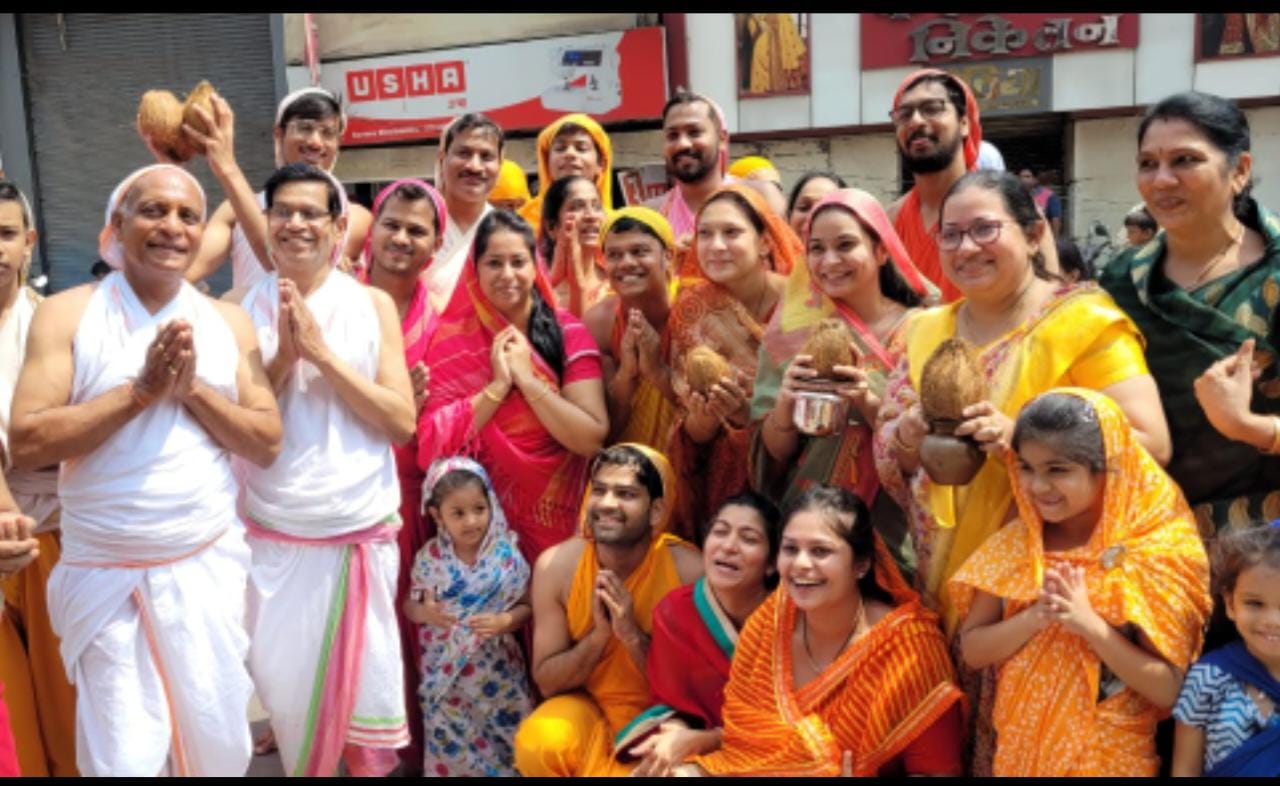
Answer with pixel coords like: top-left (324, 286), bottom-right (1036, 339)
top-left (514, 533), bottom-right (690, 776)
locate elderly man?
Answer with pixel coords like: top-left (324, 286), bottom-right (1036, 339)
top-left (237, 163), bottom-right (416, 777)
top-left (9, 164), bottom-right (283, 776)
top-left (514, 443), bottom-right (702, 776)
top-left (426, 113), bottom-right (502, 311)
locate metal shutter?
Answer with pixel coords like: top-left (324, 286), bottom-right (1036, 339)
top-left (20, 13), bottom-right (277, 293)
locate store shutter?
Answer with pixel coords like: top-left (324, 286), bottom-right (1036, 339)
top-left (20, 13), bottom-right (278, 293)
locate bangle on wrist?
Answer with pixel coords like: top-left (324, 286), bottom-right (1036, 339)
top-left (526, 381), bottom-right (553, 405)
top-left (1266, 415), bottom-right (1280, 455)
top-left (893, 424), bottom-right (919, 456)
top-left (482, 383), bottom-right (506, 404)
top-left (128, 379), bottom-right (155, 409)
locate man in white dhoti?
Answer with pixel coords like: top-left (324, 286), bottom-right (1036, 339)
top-left (8, 164), bottom-right (283, 777)
top-left (425, 114), bottom-right (502, 312)
top-left (237, 163), bottom-right (416, 777)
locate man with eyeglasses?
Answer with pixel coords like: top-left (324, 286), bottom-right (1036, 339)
top-left (235, 163), bottom-right (416, 777)
top-left (886, 69), bottom-right (984, 303)
top-left (165, 87), bottom-right (373, 294)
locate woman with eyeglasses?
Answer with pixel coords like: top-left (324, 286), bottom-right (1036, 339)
top-left (873, 170), bottom-right (1170, 774)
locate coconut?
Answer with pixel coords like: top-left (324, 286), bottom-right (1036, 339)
top-left (137, 90), bottom-right (187, 161)
top-left (920, 338), bottom-right (986, 423)
top-left (685, 346), bottom-right (731, 395)
top-left (802, 319), bottom-right (855, 378)
top-left (178, 81), bottom-right (217, 157)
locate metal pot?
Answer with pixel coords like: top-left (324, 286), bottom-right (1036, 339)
top-left (792, 390), bottom-right (849, 437)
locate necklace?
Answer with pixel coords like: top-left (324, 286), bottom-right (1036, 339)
top-left (1186, 222), bottom-right (1245, 290)
top-left (800, 599), bottom-right (867, 674)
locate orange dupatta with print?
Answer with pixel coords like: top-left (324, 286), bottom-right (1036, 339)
top-left (693, 534), bottom-right (964, 776)
top-left (667, 184), bottom-right (803, 538)
top-left (416, 231), bottom-right (601, 566)
top-left (567, 444), bottom-right (695, 736)
top-left (948, 388), bottom-right (1212, 776)
top-left (891, 68), bottom-right (982, 304)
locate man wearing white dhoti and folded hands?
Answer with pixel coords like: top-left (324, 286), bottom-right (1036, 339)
top-left (8, 163), bottom-right (284, 777)
top-left (235, 162), bottom-right (416, 777)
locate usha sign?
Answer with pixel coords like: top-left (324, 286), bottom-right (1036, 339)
top-left (860, 14), bottom-right (1139, 69)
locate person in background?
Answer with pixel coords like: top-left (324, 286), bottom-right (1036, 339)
top-left (1123, 204), bottom-right (1159, 247)
top-left (90, 260), bottom-right (111, 281)
top-left (646, 90), bottom-right (730, 247)
top-left (977, 140), bottom-right (1006, 172)
top-left (728, 156), bottom-right (788, 219)
top-left (1056, 237), bottom-right (1094, 282)
top-left (427, 114), bottom-right (502, 313)
top-left (1019, 167), bottom-right (1063, 236)
top-left (538, 175), bottom-right (608, 316)
top-left (489, 159), bottom-right (531, 214)
top-left (786, 172), bottom-right (847, 239)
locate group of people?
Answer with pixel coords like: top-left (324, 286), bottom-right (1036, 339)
top-left (0, 65), bottom-right (1277, 779)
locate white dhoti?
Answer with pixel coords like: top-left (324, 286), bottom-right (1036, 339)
top-left (50, 271), bottom-right (253, 776)
top-left (239, 271), bottom-right (408, 777)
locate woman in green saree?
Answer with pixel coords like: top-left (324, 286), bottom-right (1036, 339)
top-left (750, 188), bottom-right (934, 578)
top-left (1100, 90), bottom-right (1280, 534)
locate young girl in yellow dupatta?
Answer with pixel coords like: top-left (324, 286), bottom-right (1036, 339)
top-left (752, 188), bottom-right (933, 580)
top-left (951, 389), bottom-right (1212, 776)
top-left (518, 113), bottom-right (614, 231)
top-left (667, 183), bottom-right (801, 541)
top-left (416, 210), bottom-right (607, 569)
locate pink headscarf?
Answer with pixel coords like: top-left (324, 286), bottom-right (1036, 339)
top-left (803, 188), bottom-right (930, 298)
top-left (892, 68), bottom-right (983, 171)
top-left (359, 178), bottom-right (448, 278)
top-left (98, 164), bottom-right (207, 270)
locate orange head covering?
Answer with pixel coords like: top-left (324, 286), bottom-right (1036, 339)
top-left (578, 443), bottom-right (677, 539)
top-left (892, 69), bottom-right (982, 171)
top-left (520, 113), bottom-right (614, 232)
top-left (489, 159), bottom-right (531, 206)
top-left (680, 183), bottom-right (802, 280)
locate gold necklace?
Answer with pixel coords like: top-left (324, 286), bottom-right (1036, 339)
top-left (800, 599), bottom-right (867, 674)
top-left (1187, 222), bottom-right (1245, 290)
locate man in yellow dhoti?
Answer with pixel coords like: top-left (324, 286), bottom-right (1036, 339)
top-left (514, 444), bottom-right (702, 776)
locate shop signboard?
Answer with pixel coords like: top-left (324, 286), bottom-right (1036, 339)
top-left (948, 57), bottom-right (1052, 117)
top-left (320, 27), bottom-right (668, 146)
top-left (860, 14), bottom-right (1138, 69)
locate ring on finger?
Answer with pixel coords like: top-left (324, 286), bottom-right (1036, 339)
top-left (166, 364), bottom-right (178, 376)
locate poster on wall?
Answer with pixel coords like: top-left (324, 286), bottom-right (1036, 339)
top-left (736, 14), bottom-right (810, 97)
top-left (317, 27), bottom-right (667, 146)
top-left (1196, 14), bottom-right (1280, 61)
top-left (948, 57), bottom-right (1052, 117)
top-left (860, 14), bottom-right (1138, 69)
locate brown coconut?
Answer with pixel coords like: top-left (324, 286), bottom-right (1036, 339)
top-left (802, 319), bottom-right (855, 378)
top-left (685, 346), bottom-right (731, 395)
top-left (178, 81), bottom-right (217, 157)
top-left (137, 90), bottom-right (187, 161)
top-left (920, 338), bottom-right (986, 423)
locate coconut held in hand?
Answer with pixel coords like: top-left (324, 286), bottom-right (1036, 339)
top-left (685, 346), bottom-right (731, 395)
top-left (136, 80), bottom-right (217, 162)
top-left (920, 338), bottom-right (986, 423)
top-left (801, 319), bottom-right (856, 379)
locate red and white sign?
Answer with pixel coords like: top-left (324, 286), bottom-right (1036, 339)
top-left (319, 27), bottom-right (668, 146)
top-left (860, 14), bottom-right (1139, 69)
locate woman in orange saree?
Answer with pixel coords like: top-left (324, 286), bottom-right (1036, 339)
top-left (666, 184), bottom-right (800, 540)
top-left (950, 389), bottom-right (1211, 776)
top-left (686, 486), bottom-right (965, 776)
top-left (416, 210), bottom-right (607, 568)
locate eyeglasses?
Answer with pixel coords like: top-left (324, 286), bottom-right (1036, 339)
top-left (267, 205), bottom-right (333, 224)
top-left (286, 119), bottom-right (341, 142)
top-left (889, 98), bottom-right (950, 126)
top-left (935, 220), bottom-right (1015, 251)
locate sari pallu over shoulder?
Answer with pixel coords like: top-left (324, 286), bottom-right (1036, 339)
top-left (948, 388), bottom-right (1212, 776)
top-left (417, 230), bottom-right (602, 566)
top-left (1100, 198), bottom-right (1280, 532)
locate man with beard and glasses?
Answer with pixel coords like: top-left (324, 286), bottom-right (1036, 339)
top-left (646, 90), bottom-right (731, 252)
top-left (514, 444), bottom-right (702, 777)
top-left (887, 69), bottom-right (984, 303)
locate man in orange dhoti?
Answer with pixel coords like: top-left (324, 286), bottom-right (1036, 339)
top-left (513, 444), bottom-right (702, 776)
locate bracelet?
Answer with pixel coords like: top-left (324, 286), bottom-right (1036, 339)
top-left (526, 381), bottom-right (553, 405)
top-left (128, 379), bottom-right (155, 410)
top-left (481, 384), bottom-right (506, 404)
top-left (1267, 415), bottom-right (1280, 455)
top-left (893, 424), bottom-right (919, 456)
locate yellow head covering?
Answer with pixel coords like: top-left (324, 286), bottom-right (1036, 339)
top-left (518, 113), bottom-right (614, 231)
top-left (728, 155), bottom-right (781, 184)
top-left (489, 159), bottom-right (531, 206)
top-left (600, 206), bottom-right (674, 251)
top-left (578, 443), bottom-right (677, 538)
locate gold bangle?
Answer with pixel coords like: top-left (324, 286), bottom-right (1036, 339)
top-left (481, 384), bottom-right (505, 404)
top-left (1267, 415), bottom-right (1280, 455)
top-left (526, 382), bottom-right (553, 405)
top-left (893, 424), bottom-right (918, 456)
